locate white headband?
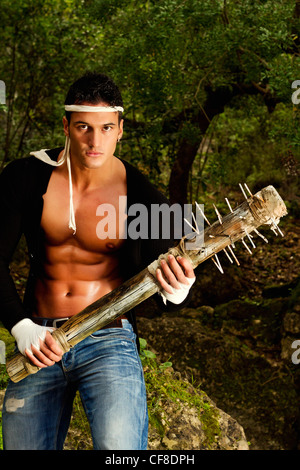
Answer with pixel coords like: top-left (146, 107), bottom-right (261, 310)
top-left (65, 104), bottom-right (124, 113)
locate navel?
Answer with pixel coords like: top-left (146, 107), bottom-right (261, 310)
top-left (106, 242), bottom-right (115, 250)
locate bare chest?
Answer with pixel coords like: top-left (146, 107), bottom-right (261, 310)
top-left (41, 170), bottom-right (127, 253)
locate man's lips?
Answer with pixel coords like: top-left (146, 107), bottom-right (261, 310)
top-left (86, 151), bottom-right (103, 157)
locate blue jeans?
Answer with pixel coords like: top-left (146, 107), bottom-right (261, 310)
top-left (2, 320), bottom-right (148, 450)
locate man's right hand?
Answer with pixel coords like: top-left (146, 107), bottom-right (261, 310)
top-left (11, 318), bottom-right (64, 368)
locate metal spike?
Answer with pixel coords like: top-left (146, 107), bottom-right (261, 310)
top-left (270, 226), bottom-right (279, 236)
top-left (195, 201), bottom-right (211, 226)
top-left (184, 217), bottom-right (199, 234)
top-left (254, 228), bottom-right (268, 243)
top-left (225, 198), bottom-right (234, 213)
top-left (227, 245), bottom-right (240, 266)
top-left (211, 254), bottom-right (224, 274)
top-left (239, 183), bottom-right (248, 200)
top-left (244, 183), bottom-right (253, 198)
top-left (271, 217), bottom-right (284, 237)
top-left (242, 238), bottom-right (252, 255)
top-left (245, 230), bottom-right (256, 249)
top-left (276, 225), bottom-right (284, 237)
top-left (223, 247), bottom-right (233, 263)
top-left (192, 211), bottom-right (200, 234)
top-left (213, 204), bottom-right (223, 224)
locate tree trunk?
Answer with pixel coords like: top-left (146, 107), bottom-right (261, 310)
top-left (168, 87), bottom-right (236, 205)
top-left (168, 83), bottom-right (272, 205)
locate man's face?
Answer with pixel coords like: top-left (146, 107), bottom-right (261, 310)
top-left (63, 102), bottom-right (123, 170)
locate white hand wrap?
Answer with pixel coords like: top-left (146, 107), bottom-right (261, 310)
top-left (160, 276), bottom-right (196, 305)
top-left (11, 318), bottom-right (54, 356)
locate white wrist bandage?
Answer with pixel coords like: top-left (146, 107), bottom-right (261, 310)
top-left (11, 318), bottom-right (54, 356)
top-left (160, 276), bottom-right (196, 305)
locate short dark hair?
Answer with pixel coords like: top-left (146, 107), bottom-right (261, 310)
top-left (64, 72), bottom-right (123, 123)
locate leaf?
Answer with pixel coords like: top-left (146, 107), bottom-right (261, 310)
top-left (139, 337), bottom-right (147, 350)
top-left (144, 350), bottom-right (157, 359)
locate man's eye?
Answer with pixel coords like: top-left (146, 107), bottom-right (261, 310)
top-left (78, 125), bottom-right (88, 130)
top-left (103, 126), bottom-right (112, 132)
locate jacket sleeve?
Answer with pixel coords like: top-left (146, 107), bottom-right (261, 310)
top-left (0, 161), bottom-right (28, 332)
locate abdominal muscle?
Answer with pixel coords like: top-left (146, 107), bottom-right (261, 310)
top-left (33, 242), bottom-right (124, 319)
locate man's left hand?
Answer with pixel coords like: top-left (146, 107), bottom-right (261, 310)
top-left (155, 255), bottom-right (196, 305)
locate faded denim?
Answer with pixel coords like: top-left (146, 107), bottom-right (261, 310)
top-left (2, 320), bottom-right (148, 450)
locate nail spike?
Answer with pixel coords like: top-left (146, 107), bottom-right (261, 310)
top-left (239, 183), bottom-right (248, 200)
top-left (223, 247), bottom-right (233, 263)
top-left (270, 226), bottom-right (278, 236)
top-left (276, 225), bottom-right (284, 237)
top-left (242, 238), bottom-right (252, 255)
top-left (195, 201), bottom-right (211, 226)
top-left (227, 245), bottom-right (240, 266)
top-left (192, 211), bottom-right (200, 234)
top-left (254, 228), bottom-right (268, 243)
top-left (244, 183), bottom-right (253, 198)
top-left (271, 217), bottom-right (284, 237)
top-left (246, 230), bottom-right (256, 249)
top-left (184, 217), bottom-right (199, 234)
top-left (212, 253), bottom-right (224, 274)
top-left (225, 198), bottom-right (234, 213)
top-left (213, 204), bottom-right (223, 224)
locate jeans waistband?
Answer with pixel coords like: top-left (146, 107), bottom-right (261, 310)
top-left (32, 315), bottom-right (128, 329)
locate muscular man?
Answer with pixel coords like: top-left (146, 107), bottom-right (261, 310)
top-left (1, 73), bottom-right (195, 450)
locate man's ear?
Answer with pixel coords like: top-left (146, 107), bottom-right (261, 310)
top-left (118, 118), bottom-right (124, 141)
top-left (62, 116), bottom-right (70, 137)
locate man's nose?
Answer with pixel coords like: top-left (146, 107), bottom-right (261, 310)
top-left (89, 130), bottom-right (102, 148)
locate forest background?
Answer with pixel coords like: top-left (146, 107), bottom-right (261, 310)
top-left (0, 0), bottom-right (299, 451)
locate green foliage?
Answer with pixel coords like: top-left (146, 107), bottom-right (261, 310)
top-left (0, 325), bottom-right (15, 389)
top-left (0, 412), bottom-right (2, 450)
top-left (0, 0), bottom-right (100, 163)
top-left (139, 337), bottom-right (172, 371)
top-left (189, 93), bottom-right (299, 200)
top-left (0, 0), bottom-right (298, 197)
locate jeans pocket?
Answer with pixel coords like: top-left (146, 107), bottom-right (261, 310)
top-left (90, 322), bottom-right (135, 343)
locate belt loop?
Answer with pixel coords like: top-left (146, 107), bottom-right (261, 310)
top-left (52, 317), bottom-right (69, 328)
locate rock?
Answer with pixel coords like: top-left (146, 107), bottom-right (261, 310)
top-left (0, 389), bottom-right (5, 409)
top-left (146, 372), bottom-right (249, 450)
top-left (216, 409), bottom-right (249, 450)
top-left (137, 311), bottom-right (300, 450)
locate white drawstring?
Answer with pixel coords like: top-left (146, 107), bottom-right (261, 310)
top-left (30, 135), bottom-right (77, 234)
top-left (65, 138), bottom-right (76, 233)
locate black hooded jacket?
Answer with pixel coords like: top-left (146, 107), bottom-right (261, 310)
top-left (0, 148), bottom-right (191, 339)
